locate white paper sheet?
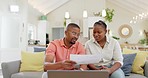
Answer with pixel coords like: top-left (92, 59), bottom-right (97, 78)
top-left (70, 54), bottom-right (102, 64)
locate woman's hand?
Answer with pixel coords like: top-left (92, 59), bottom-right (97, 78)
top-left (61, 60), bottom-right (77, 70)
top-left (100, 65), bottom-right (113, 75)
top-left (101, 63), bottom-right (121, 75)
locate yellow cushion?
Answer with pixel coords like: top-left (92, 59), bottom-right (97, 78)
top-left (20, 51), bottom-right (44, 72)
top-left (123, 48), bottom-right (148, 75)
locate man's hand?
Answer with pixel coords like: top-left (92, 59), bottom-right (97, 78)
top-left (62, 60), bottom-right (77, 70)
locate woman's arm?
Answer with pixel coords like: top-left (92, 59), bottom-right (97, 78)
top-left (106, 41), bottom-right (123, 74)
top-left (102, 62), bottom-right (121, 75)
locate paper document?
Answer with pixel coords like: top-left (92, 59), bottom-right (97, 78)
top-left (70, 54), bottom-right (102, 64)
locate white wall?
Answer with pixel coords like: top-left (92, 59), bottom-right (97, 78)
top-left (0, 48), bottom-right (21, 62)
top-left (47, 0), bottom-right (106, 41)
top-left (0, 0), bottom-right (43, 46)
top-left (0, 13), bottom-right (1, 63)
top-left (141, 19), bottom-right (148, 32)
top-left (47, 0), bottom-right (148, 44)
top-left (0, 13), bottom-right (1, 48)
top-left (0, 0), bottom-right (42, 63)
top-left (0, 0), bottom-right (25, 64)
top-left (106, 1), bottom-right (148, 44)
top-left (1, 15), bottom-right (20, 48)
top-left (37, 20), bottom-right (47, 45)
top-left (27, 4), bottom-right (42, 26)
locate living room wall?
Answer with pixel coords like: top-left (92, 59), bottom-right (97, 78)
top-left (0, 0), bottom-right (42, 63)
top-left (47, 0), bottom-right (148, 44)
top-left (106, 1), bottom-right (148, 44)
top-left (46, 0), bottom-right (105, 41)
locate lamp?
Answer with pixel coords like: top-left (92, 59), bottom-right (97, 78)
top-left (65, 12), bottom-right (70, 19)
top-left (9, 5), bottom-right (19, 13)
top-left (83, 0), bottom-right (87, 18)
top-left (102, 9), bottom-right (106, 17)
top-left (83, 10), bottom-right (88, 18)
top-left (139, 30), bottom-right (143, 36)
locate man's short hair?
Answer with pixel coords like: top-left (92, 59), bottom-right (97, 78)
top-left (66, 23), bottom-right (80, 31)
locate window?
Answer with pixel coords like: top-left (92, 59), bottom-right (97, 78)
top-left (52, 27), bottom-right (64, 40)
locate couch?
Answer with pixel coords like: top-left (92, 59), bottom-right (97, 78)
top-left (1, 60), bottom-right (148, 78)
top-left (1, 60), bottom-right (43, 78)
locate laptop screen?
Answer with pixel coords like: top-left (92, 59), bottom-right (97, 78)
top-left (47, 70), bottom-right (109, 78)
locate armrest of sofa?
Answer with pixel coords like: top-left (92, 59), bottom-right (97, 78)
top-left (1, 60), bottom-right (21, 78)
top-left (144, 60), bottom-right (148, 77)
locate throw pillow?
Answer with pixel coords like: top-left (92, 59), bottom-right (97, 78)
top-left (20, 51), bottom-right (44, 72)
top-left (121, 53), bottom-right (137, 76)
top-left (123, 48), bottom-right (148, 75)
top-left (34, 47), bottom-right (46, 52)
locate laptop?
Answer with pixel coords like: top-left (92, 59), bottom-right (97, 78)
top-left (47, 70), bottom-right (109, 78)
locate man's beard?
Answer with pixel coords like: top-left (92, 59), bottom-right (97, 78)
top-left (70, 39), bottom-right (77, 44)
top-left (70, 42), bottom-right (75, 44)
top-left (70, 41), bottom-right (75, 44)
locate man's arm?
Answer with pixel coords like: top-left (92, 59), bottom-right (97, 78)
top-left (44, 55), bottom-right (63, 71)
top-left (44, 55), bottom-right (77, 71)
top-left (80, 64), bottom-right (88, 70)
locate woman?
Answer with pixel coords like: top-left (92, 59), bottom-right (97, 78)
top-left (85, 20), bottom-right (125, 78)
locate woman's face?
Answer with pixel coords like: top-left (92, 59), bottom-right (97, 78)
top-left (93, 25), bottom-right (107, 42)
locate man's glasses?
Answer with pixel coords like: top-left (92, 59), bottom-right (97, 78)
top-left (69, 31), bottom-right (80, 37)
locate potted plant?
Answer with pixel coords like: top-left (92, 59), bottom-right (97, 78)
top-left (104, 8), bottom-right (114, 23)
top-left (112, 36), bottom-right (120, 40)
top-left (139, 38), bottom-right (147, 45)
top-left (63, 18), bottom-right (66, 27)
top-left (96, 8), bottom-right (115, 23)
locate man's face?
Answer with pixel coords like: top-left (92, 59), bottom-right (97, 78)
top-left (65, 27), bottom-right (80, 44)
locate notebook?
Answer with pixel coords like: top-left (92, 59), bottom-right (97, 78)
top-left (47, 70), bottom-right (109, 78)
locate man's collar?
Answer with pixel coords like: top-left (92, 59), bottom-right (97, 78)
top-left (60, 38), bottom-right (76, 48)
top-left (60, 38), bottom-right (65, 47)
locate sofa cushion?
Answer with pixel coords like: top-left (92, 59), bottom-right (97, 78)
top-left (123, 48), bottom-right (148, 75)
top-left (125, 73), bottom-right (147, 78)
top-left (11, 72), bottom-right (44, 78)
top-left (121, 53), bottom-right (136, 76)
top-left (20, 51), bottom-right (44, 72)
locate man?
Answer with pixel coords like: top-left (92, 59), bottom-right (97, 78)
top-left (42, 23), bottom-right (87, 78)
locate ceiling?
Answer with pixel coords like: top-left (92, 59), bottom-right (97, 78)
top-left (28, 0), bottom-right (148, 16)
top-left (107, 0), bottom-right (148, 23)
top-left (28, 0), bottom-right (70, 15)
top-left (107, 0), bottom-right (148, 15)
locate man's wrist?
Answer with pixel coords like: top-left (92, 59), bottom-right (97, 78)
top-left (61, 60), bottom-right (65, 68)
